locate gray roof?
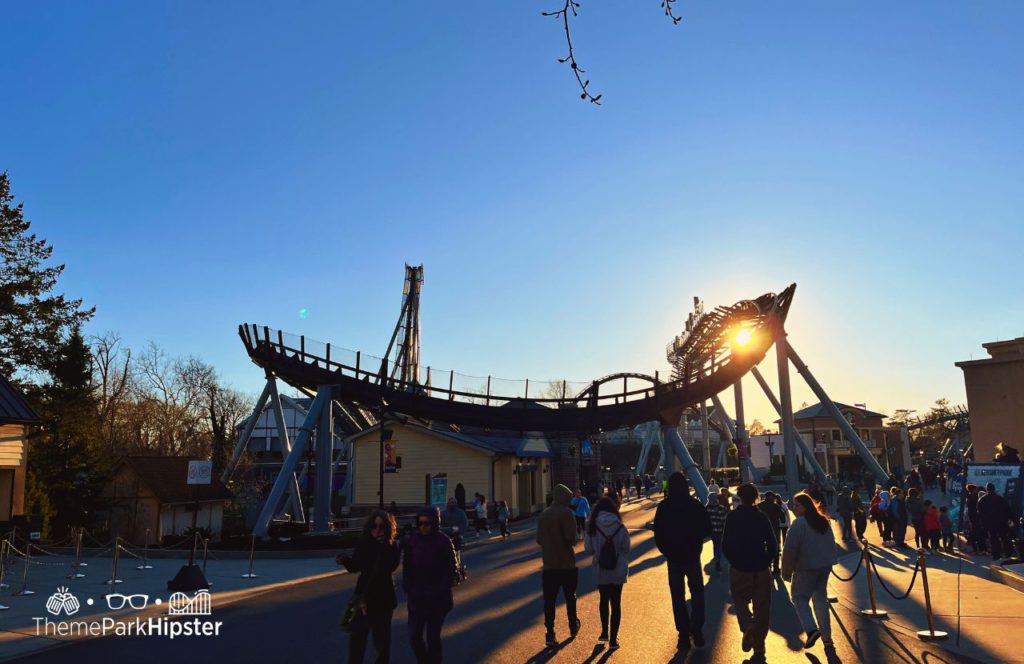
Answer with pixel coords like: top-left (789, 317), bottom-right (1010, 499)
top-left (371, 420), bottom-right (555, 458)
top-left (0, 374), bottom-right (40, 425)
top-left (791, 402), bottom-right (886, 421)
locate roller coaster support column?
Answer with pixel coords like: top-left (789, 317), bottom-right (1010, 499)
top-left (786, 342), bottom-right (889, 486)
top-left (775, 331), bottom-right (801, 497)
top-left (734, 380), bottom-right (749, 483)
top-left (221, 379), bottom-right (273, 484)
top-left (700, 402), bottom-right (712, 473)
top-left (268, 380), bottom-right (304, 519)
top-left (662, 425), bottom-right (709, 503)
top-left (254, 386), bottom-right (330, 538)
top-left (314, 393), bottom-right (334, 532)
top-left (749, 366), bottom-right (829, 486)
top-left (710, 393), bottom-right (758, 483)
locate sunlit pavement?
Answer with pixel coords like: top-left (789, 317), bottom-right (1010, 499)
top-left (9, 493), bottom-right (1019, 663)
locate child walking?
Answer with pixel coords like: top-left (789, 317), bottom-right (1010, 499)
top-left (584, 497), bottom-right (630, 649)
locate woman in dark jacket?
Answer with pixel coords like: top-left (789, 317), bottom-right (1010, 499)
top-left (337, 510), bottom-right (401, 663)
top-left (403, 505), bottom-right (458, 663)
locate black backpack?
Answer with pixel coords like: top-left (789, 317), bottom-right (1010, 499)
top-left (598, 524), bottom-right (624, 570)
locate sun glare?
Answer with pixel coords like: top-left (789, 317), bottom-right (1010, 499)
top-left (734, 328), bottom-right (753, 347)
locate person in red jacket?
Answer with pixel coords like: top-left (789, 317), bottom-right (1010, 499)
top-left (923, 501), bottom-right (942, 554)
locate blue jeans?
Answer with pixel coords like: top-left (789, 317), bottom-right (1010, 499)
top-left (791, 566), bottom-right (831, 642)
top-left (667, 557), bottom-right (705, 635)
top-left (408, 605), bottom-right (448, 664)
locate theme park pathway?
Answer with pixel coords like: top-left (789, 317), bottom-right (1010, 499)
top-left (7, 494), bottom-right (1021, 663)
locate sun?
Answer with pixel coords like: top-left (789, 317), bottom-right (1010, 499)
top-left (734, 328), bottom-right (753, 347)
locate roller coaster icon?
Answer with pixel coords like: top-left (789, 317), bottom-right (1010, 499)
top-left (167, 590), bottom-right (212, 616)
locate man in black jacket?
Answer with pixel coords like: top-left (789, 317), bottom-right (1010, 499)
top-left (979, 482), bottom-right (1014, 559)
top-left (723, 483), bottom-right (777, 663)
top-left (654, 472), bottom-right (713, 651)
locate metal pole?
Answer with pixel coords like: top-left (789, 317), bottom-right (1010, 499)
top-left (202, 538), bottom-right (209, 577)
top-left (776, 331), bottom-right (800, 497)
top-left (379, 406), bottom-right (386, 509)
top-left (107, 540), bottom-right (122, 585)
top-left (860, 541), bottom-right (887, 618)
top-left (0, 540), bottom-right (8, 591)
top-left (241, 533), bottom-right (259, 579)
top-left (136, 528), bottom-right (153, 570)
top-left (14, 539), bottom-right (34, 595)
top-left (916, 548), bottom-right (949, 640)
top-left (221, 379), bottom-right (274, 483)
top-left (69, 529), bottom-right (86, 579)
top-left (662, 425), bottom-right (709, 503)
top-left (700, 402), bottom-right (712, 472)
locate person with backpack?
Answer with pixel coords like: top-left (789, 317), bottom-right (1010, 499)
top-left (722, 483), bottom-right (777, 664)
top-left (584, 497), bottom-right (630, 649)
top-left (653, 472), bottom-right (712, 651)
top-left (537, 484), bottom-right (581, 647)
top-left (782, 492), bottom-right (838, 654)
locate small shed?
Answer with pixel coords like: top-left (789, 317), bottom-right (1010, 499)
top-left (105, 456), bottom-right (233, 545)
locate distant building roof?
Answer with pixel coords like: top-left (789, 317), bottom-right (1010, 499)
top-left (0, 374), bottom-right (40, 425)
top-left (117, 456), bottom-right (233, 504)
top-left (353, 420), bottom-right (554, 458)
top-left (791, 402), bottom-right (886, 420)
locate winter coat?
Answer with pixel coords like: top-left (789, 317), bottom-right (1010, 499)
top-left (653, 474), bottom-right (712, 562)
top-left (584, 511), bottom-right (631, 585)
top-left (496, 504), bottom-right (510, 524)
top-left (572, 496), bottom-right (591, 519)
top-left (888, 497), bottom-right (907, 525)
top-left (780, 516), bottom-right (837, 581)
top-left (402, 507), bottom-right (457, 612)
top-left (537, 484), bottom-right (578, 570)
top-left (978, 492), bottom-right (1013, 531)
top-left (906, 496), bottom-right (926, 523)
top-left (924, 507), bottom-right (941, 532)
top-left (344, 534), bottom-right (401, 613)
top-left (757, 501), bottom-right (783, 537)
top-left (722, 505), bottom-right (777, 572)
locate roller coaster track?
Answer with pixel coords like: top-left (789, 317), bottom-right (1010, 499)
top-left (239, 284), bottom-right (796, 433)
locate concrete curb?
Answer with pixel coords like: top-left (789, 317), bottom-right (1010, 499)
top-left (989, 564), bottom-right (1024, 593)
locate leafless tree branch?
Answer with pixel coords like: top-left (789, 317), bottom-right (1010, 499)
top-left (542, 0), bottom-right (602, 104)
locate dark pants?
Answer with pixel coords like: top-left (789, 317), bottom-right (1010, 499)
top-left (928, 529), bottom-right (940, 550)
top-left (499, 521), bottom-right (510, 538)
top-left (667, 557), bottom-right (705, 636)
top-left (542, 568), bottom-right (579, 633)
top-left (840, 514), bottom-right (853, 541)
top-left (942, 532), bottom-right (954, 549)
top-left (575, 516), bottom-right (586, 536)
top-left (349, 609), bottom-right (393, 664)
top-left (711, 534), bottom-right (723, 569)
top-left (912, 518), bottom-right (926, 548)
top-left (730, 568), bottom-right (771, 654)
top-left (597, 583), bottom-right (623, 640)
top-left (408, 606), bottom-right (447, 664)
top-left (854, 513), bottom-right (867, 541)
top-left (990, 527), bottom-right (1012, 559)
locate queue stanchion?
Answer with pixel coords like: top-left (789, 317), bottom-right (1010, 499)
top-left (106, 539), bottom-right (123, 585)
top-left (13, 541), bottom-right (35, 596)
top-left (136, 529), bottom-right (153, 570)
top-left (201, 537), bottom-right (212, 586)
top-left (915, 548), bottom-right (949, 641)
top-left (859, 540), bottom-right (887, 618)
top-left (241, 533), bottom-right (258, 579)
top-left (0, 541), bottom-right (10, 607)
top-left (69, 528), bottom-right (86, 579)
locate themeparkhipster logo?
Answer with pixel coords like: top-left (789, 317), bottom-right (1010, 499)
top-left (34, 587), bottom-right (223, 639)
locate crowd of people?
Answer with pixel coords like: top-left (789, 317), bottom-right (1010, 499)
top-left (337, 457), bottom-right (1019, 663)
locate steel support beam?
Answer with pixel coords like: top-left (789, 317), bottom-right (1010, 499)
top-left (785, 342), bottom-right (889, 485)
top-left (662, 425), bottom-right (709, 503)
top-left (268, 380), bottom-right (304, 518)
top-left (254, 387), bottom-right (330, 538)
top-left (221, 379), bottom-right (273, 483)
top-left (314, 395), bottom-right (334, 531)
top-left (775, 335), bottom-right (801, 497)
top-left (749, 366), bottom-right (829, 486)
top-left (700, 402), bottom-right (711, 472)
top-left (734, 380), bottom-right (748, 483)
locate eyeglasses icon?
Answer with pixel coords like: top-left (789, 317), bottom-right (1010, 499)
top-left (105, 593), bottom-right (149, 610)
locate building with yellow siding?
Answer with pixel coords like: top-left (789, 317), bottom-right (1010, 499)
top-left (348, 419), bottom-right (553, 519)
top-left (0, 373), bottom-right (40, 523)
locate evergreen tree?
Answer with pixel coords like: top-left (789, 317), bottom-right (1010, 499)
top-left (0, 172), bottom-right (93, 379)
top-left (28, 327), bottom-right (109, 538)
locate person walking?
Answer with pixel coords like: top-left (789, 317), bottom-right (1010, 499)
top-left (778, 493), bottom-right (792, 544)
top-left (889, 488), bottom-right (909, 549)
top-left (706, 493), bottom-right (728, 573)
top-left (496, 500), bottom-right (511, 541)
top-left (472, 493), bottom-right (491, 536)
top-left (757, 491), bottom-right (783, 575)
top-left (850, 489), bottom-right (867, 542)
top-left (906, 488), bottom-right (926, 549)
top-left (722, 483), bottom-right (777, 664)
top-left (402, 506), bottom-right (457, 664)
top-left (634, 476), bottom-right (643, 500)
top-left (338, 510), bottom-right (402, 664)
top-left (939, 506), bottom-right (954, 552)
top-left (978, 482), bottom-right (1014, 559)
top-left (923, 501), bottom-right (941, 554)
top-left (654, 472), bottom-right (712, 651)
top-left (537, 484), bottom-right (581, 647)
top-left (782, 493), bottom-right (838, 654)
top-left (836, 488), bottom-right (853, 543)
top-left (571, 488), bottom-right (591, 540)
top-left (584, 497), bottom-right (630, 649)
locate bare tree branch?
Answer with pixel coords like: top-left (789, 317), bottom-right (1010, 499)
top-left (661, 0), bottom-right (683, 25)
top-left (542, 0), bottom-right (602, 104)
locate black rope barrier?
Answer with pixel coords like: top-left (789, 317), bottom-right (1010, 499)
top-left (831, 551), bottom-right (864, 582)
top-left (870, 556), bottom-right (920, 601)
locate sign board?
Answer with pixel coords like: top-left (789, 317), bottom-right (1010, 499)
top-left (581, 439), bottom-right (593, 458)
top-left (950, 463), bottom-right (1023, 532)
top-left (430, 475), bottom-right (448, 507)
top-left (187, 460), bottom-right (213, 485)
top-left (384, 441), bottom-right (398, 473)
top-left (815, 443), bottom-right (828, 453)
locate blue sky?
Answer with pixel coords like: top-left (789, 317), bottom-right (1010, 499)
top-left (3, 1), bottom-right (1022, 427)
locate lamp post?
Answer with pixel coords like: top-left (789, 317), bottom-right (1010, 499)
top-left (378, 399), bottom-right (391, 509)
